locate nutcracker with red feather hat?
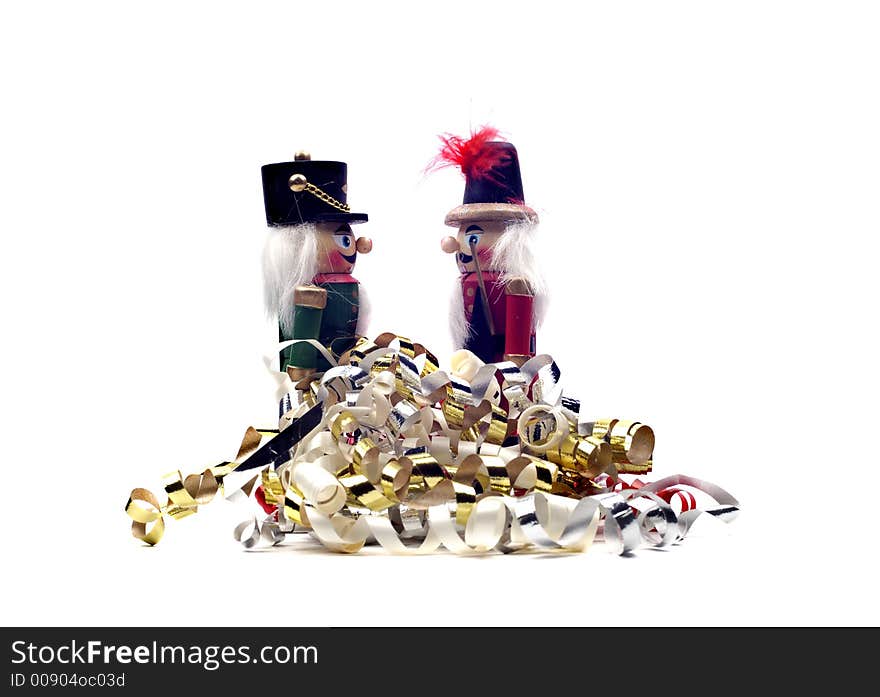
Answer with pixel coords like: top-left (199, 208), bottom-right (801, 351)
top-left (430, 127), bottom-right (546, 368)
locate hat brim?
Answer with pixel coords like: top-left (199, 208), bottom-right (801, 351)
top-left (312, 212), bottom-right (368, 224)
top-left (444, 203), bottom-right (538, 226)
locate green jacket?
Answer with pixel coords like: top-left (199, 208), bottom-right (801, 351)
top-left (279, 277), bottom-right (360, 373)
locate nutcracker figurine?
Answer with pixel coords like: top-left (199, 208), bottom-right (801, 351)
top-left (431, 127), bottom-right (545, 365)
top-left (261, 152), bottom-right (372, 383)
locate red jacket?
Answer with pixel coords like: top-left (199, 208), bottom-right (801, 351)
top-left (461, 271), bottom-right (535, 362)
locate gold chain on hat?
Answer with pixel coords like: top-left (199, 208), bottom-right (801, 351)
top-left (288, 151), bottom-right (351, 214)
top-left (300, 181), bottom-right (351, 213)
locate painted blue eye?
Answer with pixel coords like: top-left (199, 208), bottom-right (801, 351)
top-left (468, 234), bottom-right (481, 247)
top-left (334, 234), bottom-right (352, 248)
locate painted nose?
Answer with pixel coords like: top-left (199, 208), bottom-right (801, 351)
top-left (440, 236), bottom-right (460, 254)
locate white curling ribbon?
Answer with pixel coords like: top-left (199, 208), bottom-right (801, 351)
top-left (589, 492), bottom-right (642, 555)
top-left (304, 511), bottom-right (369, 554)
top-left (313, 453), bottom-right (348, 476)
top-left (517, 404), bottom-right (568, 453)
top-left (387, 400), bottom-right (432, 439)
top-left (628, 474), bottom-right (740, 536)
top-left (354, 344), bottom-right (392, 373)
top-left (519, 355), bottom-right (562, 405)
top-left (499, 445), bottom-right (523, 464)
top-left (262, 353), bottom-right (295, 404)
top-left (632, 492), bottom-right (680, 548)
top-left (429, 407), bottom-right (455, 444)
top-left (428, 436), bottom-right (454, 466)
top-left (324, 401), bottom-right (378, 433)
top-left (368, 370), bottom-right (397, 397)
top-left (300, 431), bottom-right (339, 462)
top-left (293, 462), bottom-right (346, 515)
top-left (306, 499), bottom-right (508, 555)
top-left (455, 440), bottom-right (479, 462)
top-left (470, 363), bottom-right (506, 404)
top-left (616, 483), bottom-right (683, 548)
top-left (450, 349), bottom-right (485, 383)
top-left (478, 443), bottom-right (502, 458)
top-left (400, 436), bottom-right (425, 453)
top-left (464, 497), bottom-right (508, 551)
top-left (514, 493), bottom-right (601, 552)
top-left (420, 370), bottom-right (453, 401)
top-left (233, 517), bottom-right (261, 549)
top-left (364, 515), bottom-right (442, 554)
top-left (316, 365), bottom-right (369, 405)
top-left (260, 518), bottom-right (286, 546)
top-left (350, 379), bottom-right (393, 425)
top-left (427, 498), bottom-right (508, 554)
top-left (234, 513), bottom-right (285, 549)
top-left (505, 506), bottom-right (532, 548)
top-left (536, 493), bottom-right (576, 539)
top-left (414, 407), bottom-right (435, 437)
top-left (306, 508), bottom-right (442, 555)
top-left (513, 467), bottom-right (536, 490)
top-left (276, 338), bottom-right (339, 372)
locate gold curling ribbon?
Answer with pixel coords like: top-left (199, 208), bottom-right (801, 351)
top-left (458, 424), bottom-right (481, 442)
top-left (608, 420), bottom-right (655, 473)
top-left (518, 407), bottom-right (612, 479)
top-left (591, 419), bottom-right (618, 441)
top-left (506, 454), bottom-right (557, 493)
top-left (481, 455), bottom-right (512, 493)
top-left (339, 473), bottom-right (396, 511)
top-left (125, 488), bottom-right (166, 545)
top-left (573, 435), bottom-right (612, 478)
top-left (330, 411), bottom-right (359, 440)
top-left (347, 337), bottom-right (380, 367)
top-left (124, 425), bottom-right (285, 545)
top-left (380, 458), bottom-right (412, 502)
top-left (442, 392), bottom-right (467, 430)
top-left (283, 486), bottom-right (310, 527)
top-left (416, 344), bottom-right (440, 377)
top-left (351, 437), bottom-right (380, 480)
top-left (483, 404), bottom-right (509, 445)
top-left (452, 481), bottom-right (477, 525)
top-left (261, 468), bottom-right (285, 505)
top-left (452, 454), bottom-right (491, 495)
top-left (370, 355), bottom-right (396, 378)
top-left (402, 447), bottom-right (448, 490)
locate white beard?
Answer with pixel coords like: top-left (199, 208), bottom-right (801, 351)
top-left (448, 221), bottom-right (548, 350)
top-left (449, 277), bottom-right (469, 350)
top-left (262, 224), bottom-right (319, 335)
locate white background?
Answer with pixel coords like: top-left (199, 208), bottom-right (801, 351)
top-left (1, 1), bottom-right (878, 626)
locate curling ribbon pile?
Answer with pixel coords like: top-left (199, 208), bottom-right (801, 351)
top-left (125, 333), bottom-right (738, 555)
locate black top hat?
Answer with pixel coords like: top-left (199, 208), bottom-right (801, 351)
top-left (261, 155), bottom-right (368, 226)
top-left (431, 127), bottom-right (538, 227)
top-left (462, 141), bottom-right (525, 204)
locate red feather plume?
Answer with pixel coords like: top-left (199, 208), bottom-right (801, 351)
top-left (427, 125), bottom-right (510, 184)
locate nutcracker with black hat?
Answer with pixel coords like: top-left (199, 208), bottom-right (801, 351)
top-left (429, 126), bottom-right (546, 372)
top-left (261, 152), bottom-right (373, 389)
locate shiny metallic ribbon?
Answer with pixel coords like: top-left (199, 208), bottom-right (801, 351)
top-left (125, 333), bottom-right (739, 554)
